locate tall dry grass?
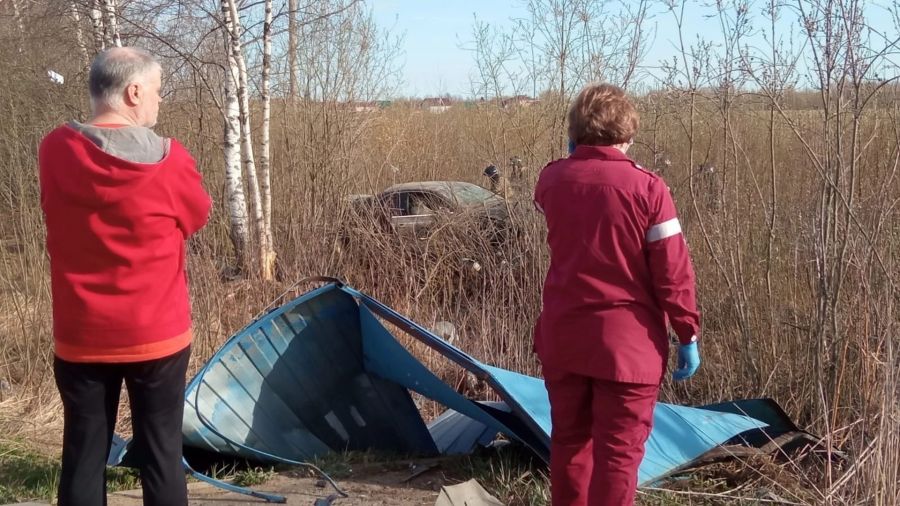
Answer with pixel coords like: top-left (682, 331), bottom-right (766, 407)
top-left (0, 26), bottom-right (898, 506)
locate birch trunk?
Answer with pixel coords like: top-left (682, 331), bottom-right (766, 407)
top-left (259, 0), bottom-right (276, 280)
top-left (11, 0), bottom-right (26, 32)
top-left (222, 0), bottom-right (250, 271)
top-left (103, 0), bottom-right (121, 47)
top-left (89, 0), bottom-right (105, 51)
top-left (224, 0), bottom-right (266, 278)
top-left (11, 0), bottom-right (26, 51)
top-left (287, 0), bottom-right (298, 98)
top-left (69, 2), bottom-right (91, 67)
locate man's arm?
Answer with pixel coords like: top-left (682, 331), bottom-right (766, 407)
top-left (169, 141), bottom-right (212, 238)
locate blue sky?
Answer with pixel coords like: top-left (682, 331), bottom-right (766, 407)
top-left (371, 0), bottom-right (900, 98)
top-left (372, 0), bottom-right (528, 97)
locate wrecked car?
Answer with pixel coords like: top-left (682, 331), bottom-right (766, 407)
top-left (345, 181), bottom-right (510, 239)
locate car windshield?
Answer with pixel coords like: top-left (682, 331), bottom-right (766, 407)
top-left (451, 183), bottom-right (500, 205)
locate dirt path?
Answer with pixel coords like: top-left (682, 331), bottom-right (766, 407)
top-left (5, 462), bottom-right (447, 506)
top-left (106, 470), bottom-right (443, 506)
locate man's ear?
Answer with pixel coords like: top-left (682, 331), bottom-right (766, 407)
top-left (124, 82), bottom-right (141, 106)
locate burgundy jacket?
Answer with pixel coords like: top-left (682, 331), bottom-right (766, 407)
top-left (534, 145), bottom-right (700, 384)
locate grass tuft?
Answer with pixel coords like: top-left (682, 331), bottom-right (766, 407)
top-left (0, 440), bottom-right (140, 503)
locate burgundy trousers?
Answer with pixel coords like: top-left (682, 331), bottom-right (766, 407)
top-left (544, 370), bottom-right (659, 506)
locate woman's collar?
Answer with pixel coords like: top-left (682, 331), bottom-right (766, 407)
top-left (569, 144), bottom-right (632, 161)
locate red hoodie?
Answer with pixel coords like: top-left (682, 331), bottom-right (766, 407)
top-left (534, 145), bottom-right (700, 384)
top-left (39, 124), bottom-right (211, 363)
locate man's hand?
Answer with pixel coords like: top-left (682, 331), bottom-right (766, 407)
top-left (672, 342), bottom-right (700, 381)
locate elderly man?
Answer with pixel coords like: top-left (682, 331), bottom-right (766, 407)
top-left (38, 47), bottom-right (211, 505)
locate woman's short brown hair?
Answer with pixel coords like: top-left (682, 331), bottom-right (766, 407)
top-left (567, 83), bottom-right (639, 146)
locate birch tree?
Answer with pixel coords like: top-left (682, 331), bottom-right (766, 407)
top-left (222, 0), bottom-right (250, 272)
top-left (89, 0), bottom-right (104, 50)
top-left (10, 0), bottom-right (26, 52)
top-left (259, 0), bottom-right (275, 279)
top-left (10, 0), bottom-right (26, 34)
top-left (224, 0), bottom-right (272, 280)
top-left (103, 0), bottom-right (121, 47)
top-left (288, 0), bottom-right (299, 98)
top-left (69, 2), bottom-right (91, 67)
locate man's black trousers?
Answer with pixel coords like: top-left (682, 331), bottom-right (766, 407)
top-left (53, 346), bottom-right (190, 506)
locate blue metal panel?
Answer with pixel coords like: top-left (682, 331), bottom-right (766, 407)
top-left (182, 284), bottom-right (437, 462)
top-left (473, 365), bottom-right (767, 484)
top-left (427, 403), bottom-right (505, 455)
top-left (159, 280), bottom-right (786, 489)
top-left (359, 304), bottom-right (520, 439)
top-left (351, 286), bottom-right (768, 484)
top-left (640, 403), bottom-right (765, 484)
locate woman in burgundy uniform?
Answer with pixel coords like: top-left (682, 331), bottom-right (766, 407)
top-left (534, 83), bottom-right (702, 506)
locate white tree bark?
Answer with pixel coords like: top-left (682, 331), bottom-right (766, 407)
top-left (69, 2), bottom-right (91, 68)
top-left (89, 0), bottom-right (105, 50)
top-left (103, 0), bottom-right (121, 47)
top-left (11, 0), bottom-right (26, 51)
top-left (288, 0), bottom-right (298, 98)
top-left (259, 0), bottom-right (276, 280)
top-left (11, 0), bottom-right (26, 32)
top-left (222, 0), bottom-right (250, 271)
top-left (224, 0), bottom-right (266, 278)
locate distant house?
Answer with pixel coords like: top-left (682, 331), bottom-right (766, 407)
top-left (352, 101), bottom-right (378, 113)
top-left (500, 95), bottom-right (537, 108)
top-left (421, 97), bottom-right (453, 113)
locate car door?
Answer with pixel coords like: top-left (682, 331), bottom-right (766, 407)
top-left (385, 190), bottom-right (452, 237)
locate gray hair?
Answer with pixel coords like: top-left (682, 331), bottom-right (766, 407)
top-left (89, 47), bottom-right (160, 110)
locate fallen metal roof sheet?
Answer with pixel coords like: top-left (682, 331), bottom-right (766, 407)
top-left (182, 285), bottom-right (437, 462)
top-left (427, 402), bottom-right (504, 455)
top-left (351, 285), bottom-right (773, 484)
top-left (109, 279), bottom-right (807, 501)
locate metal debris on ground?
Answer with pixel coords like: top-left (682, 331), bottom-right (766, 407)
top-left (107, 278), bottom-right (817, 502)
top-left (312, 494), bottom-right (340, 506)
top-left (401, 462), bottom-right (439, 483)
top-left (435, 479), bottom-right (503, 506)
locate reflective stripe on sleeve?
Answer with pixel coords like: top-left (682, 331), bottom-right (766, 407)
top-left (646, 218), bottom-right (682, 242)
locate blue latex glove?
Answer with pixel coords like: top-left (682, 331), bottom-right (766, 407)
top-left (672, 342), bottom-right (700, 381)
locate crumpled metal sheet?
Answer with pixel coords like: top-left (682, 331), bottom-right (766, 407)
top-left (110, 280), bottom-right (803, 489)
top-left (354, 291), bottom-right (772, 484)
top-left (427, 402), bottom-right (505, 455)
top-left (182, 285), bottom-right (437, 463)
